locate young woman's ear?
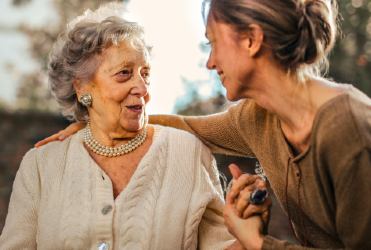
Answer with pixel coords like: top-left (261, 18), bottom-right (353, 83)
top-left (243, 24), bottom-right (264, 57)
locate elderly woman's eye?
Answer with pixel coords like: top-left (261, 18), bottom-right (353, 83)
top-left (141, 71), bottom-right (151, 80)
top-left (120, 70), bottom-right (130, 75)
top-left (115, 69), bottom-right (132, 82)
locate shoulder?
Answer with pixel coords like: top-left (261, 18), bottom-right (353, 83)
top-left (313, 86), bottom-right (371, 166)
top-left (13, 135), bottom-right (75, 198)
top-left (153, 124), bottom-right (205, 148)
top-left (152, 124), bottom-right (214, 165)
top-left (21, 132), bottom-right (80, 176)
top-left (346, 87), bottom-right (371, 146)
top-left (232, 99), bottom-right (276, 133)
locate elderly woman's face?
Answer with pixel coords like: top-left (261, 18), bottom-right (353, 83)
top-left (80, 41), bottom-right (151, 133)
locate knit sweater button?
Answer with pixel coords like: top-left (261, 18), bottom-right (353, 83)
top-left (98, 243), bottom-right (109, 250)
top-left (102, 205), bottom-right (113, 214)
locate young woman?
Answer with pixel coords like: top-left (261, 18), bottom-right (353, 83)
top-left (36, 0), bottom-right (371, 249)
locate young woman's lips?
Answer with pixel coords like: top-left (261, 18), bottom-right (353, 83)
top-left (221, 76), bottom-right (226, 86)
top-left (219, 73), bottom-right (226, 85)
top-left (126, 105), bottom-right (143, 114)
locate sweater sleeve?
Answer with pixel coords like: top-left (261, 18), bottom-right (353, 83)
top-left (334, 148), bottom-right (371, 249)
top-left (192, 143), bottom-right (235, 250)
top-left (261, 236), bottom-right (340, 250)
top-left (149, 100), bottom-right (255, 157)
top-left (261, 148), bottom-right (371, 250)
top-left (0, 149), bottom-right (40, 250)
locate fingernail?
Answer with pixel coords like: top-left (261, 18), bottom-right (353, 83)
top-left (230, 191), bottom-right (235, 196)
top-left (59, 135), bottom-right (67, 140)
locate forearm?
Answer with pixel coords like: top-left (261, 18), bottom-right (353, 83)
top-left (261, 236), bottom-right (342, 250)
top-left (149, 113), bottom-right (254, 157)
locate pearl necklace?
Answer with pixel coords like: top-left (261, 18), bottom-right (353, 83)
top-left (84, 122), bottom-right (147, 157)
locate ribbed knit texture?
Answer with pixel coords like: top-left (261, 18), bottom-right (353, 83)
top-left (0, 125), bottom-right (234, 250)
top-left (149, 85), bottom-right (371, 250)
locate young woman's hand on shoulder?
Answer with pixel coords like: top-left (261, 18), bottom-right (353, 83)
top-left (34, 122), bottom-right (86, 148)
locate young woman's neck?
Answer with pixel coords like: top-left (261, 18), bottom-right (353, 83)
top-left (248, 64), bottom-right (345, 154)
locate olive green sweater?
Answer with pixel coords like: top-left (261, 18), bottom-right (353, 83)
top-left (149, 85), bottom-right (371, 249)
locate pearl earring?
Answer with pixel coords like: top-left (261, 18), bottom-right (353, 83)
top-left (80, 93), bottom-right (92, 106)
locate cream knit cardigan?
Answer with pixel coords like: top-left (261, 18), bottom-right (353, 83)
top-left (0, 125), bottom-right (234, 250)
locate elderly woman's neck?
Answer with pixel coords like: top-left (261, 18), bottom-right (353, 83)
top-left (88, 121), bottom-right (147, 148)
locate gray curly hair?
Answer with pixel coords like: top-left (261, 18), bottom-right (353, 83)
top-left (48, 2), bottom-right (152, 122)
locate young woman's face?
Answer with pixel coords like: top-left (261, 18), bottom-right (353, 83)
top-left (205, 15), bottom-right (252, 101)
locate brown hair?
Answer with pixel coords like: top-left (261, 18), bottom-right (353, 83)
top-left (203, 0), bottom-right (339, 80)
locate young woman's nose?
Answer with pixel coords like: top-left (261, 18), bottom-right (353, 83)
top-left (206, 53), bottom-right (216, 70)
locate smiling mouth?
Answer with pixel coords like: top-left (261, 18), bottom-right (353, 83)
top-left (127, 104), bottom-right (143, 113)
top-left (128, 105), bottom-right (142, 109)
top-left (220, 75), bottom-right (226, 84)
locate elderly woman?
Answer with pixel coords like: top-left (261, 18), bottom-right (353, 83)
top-left (0, 3), bottom-right (237, 250)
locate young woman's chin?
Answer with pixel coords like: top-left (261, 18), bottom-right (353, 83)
top-left (225, 90), bottom-right (244, 102)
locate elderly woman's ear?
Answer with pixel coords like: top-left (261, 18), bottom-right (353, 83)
top-left (73, 79), bottom-right (82, 97)
top-left (73, 79), bottom-right (91, 106)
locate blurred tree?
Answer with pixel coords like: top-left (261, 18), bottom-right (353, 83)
top-left (176, 93), bottom-right (232, 116)
top-left (173, 41), bottom-right (228, 114)
top-left (328, 0), bottom-right (371, 95)
top-left (0, 99), bottom-right (9, 109)
top-left (11, 0), bottom-right (32, 6)
top-left (12, 0), bottom-right (128, 112)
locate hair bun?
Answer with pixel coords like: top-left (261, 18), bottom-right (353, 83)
top-left (291, 0), bottom-right (334, 67)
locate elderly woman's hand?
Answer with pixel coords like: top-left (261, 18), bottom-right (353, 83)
top-left (228, 164), bottom-right (272, 235)
top-left (34, 122), bottom-right (87, 148)
top-left (224, 188), bottom-right (264, 250)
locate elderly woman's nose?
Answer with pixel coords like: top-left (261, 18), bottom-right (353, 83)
top-left (130, 77), bottom-right (148, 96)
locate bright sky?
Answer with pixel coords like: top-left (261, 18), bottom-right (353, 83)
top-left (0, 0), bottom-right (214, 114)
